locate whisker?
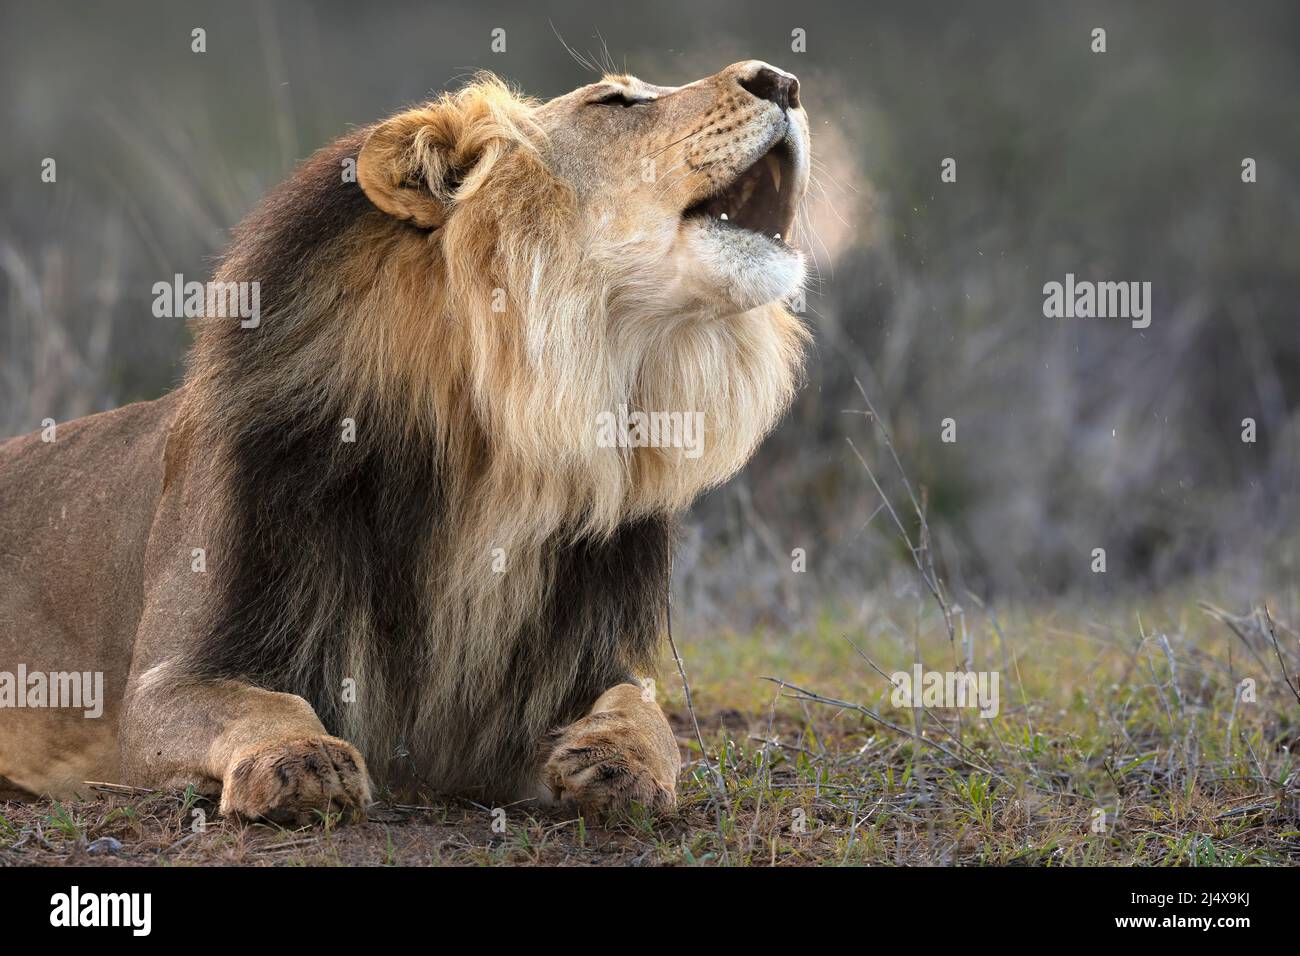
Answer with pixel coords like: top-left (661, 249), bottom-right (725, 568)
top-left (549, 21), bottom-right (601, 74)
top-left (809, 158), bottom-right (858, 197)
top-left (595, 29), bottom-right (617, 75)
top-left (808, 172), bottom-right (853, 231)
top-left (799, 202), bottom-right (834, 283)
top-left (642, 123), bottom-right (715, 162)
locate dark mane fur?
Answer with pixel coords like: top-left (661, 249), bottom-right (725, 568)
top-left (180, 133), bottom-right (675, 800)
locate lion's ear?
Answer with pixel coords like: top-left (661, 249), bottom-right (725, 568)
top-left (359, 81), bottom-right (537, 229)
top-left (357, 106), bottom-right (476, 229)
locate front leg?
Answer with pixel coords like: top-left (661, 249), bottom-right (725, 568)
top-left (542, 682), bottom-right (681, 816)
top-left (122, 471), bottom-right (372, 825)
top-left (121, 662), bottom-right (372, 826)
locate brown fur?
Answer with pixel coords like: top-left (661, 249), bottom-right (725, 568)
top-left (0, 62), bottom-right (810, 818)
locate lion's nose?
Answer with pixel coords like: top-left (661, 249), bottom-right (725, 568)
top-left (736, 62), bottom-right (800, 111)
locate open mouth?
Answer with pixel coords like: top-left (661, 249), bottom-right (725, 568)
top-left (683, 139), bottom-right (797, 244)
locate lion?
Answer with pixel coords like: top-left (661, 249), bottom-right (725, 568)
top-left (0, 61), bottom-right (810, 821)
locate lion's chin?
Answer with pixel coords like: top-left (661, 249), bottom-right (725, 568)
top-left (679, 218), bottom-right (807, 314)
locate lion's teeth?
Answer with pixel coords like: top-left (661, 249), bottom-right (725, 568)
top-left (736, 175), bottom-right (757, 210)
top-left (774, 232), bottom-right (781, 239)
top-left (720, 212), bottom-right (728, 220)
top-left (764, 153), bottom-right (782, 192)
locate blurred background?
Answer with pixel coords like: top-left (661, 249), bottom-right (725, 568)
top-left (3, 0), bottom-right (1298, 628)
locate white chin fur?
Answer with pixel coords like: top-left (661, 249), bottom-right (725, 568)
top-left (681, 218), bottom-right (806, 314)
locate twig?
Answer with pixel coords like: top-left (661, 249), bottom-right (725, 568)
top-left (1263, 606), bottom-right (1300, 707)
top-left (848, 377), bottom-right (957, 647)
top-left (665, 553), bottom-right (732, 859)
top-left (1198, 601), bottom-right (1271, 673)
top-left (84, 781), bottom-right (158, 797)
top-left (760, 676), bottom-right (1008, 784)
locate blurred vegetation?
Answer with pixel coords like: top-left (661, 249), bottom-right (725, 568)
top-left (2, 0), bottom-right (1297, 619)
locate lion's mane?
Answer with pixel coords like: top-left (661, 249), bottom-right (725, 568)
top-left (175, 77), bottom-right (806, 798)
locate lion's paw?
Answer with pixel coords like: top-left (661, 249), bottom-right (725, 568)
top-left (543, 711), bottom-right (678, 818)
top-left (219, 736), bottom-right (372, 826)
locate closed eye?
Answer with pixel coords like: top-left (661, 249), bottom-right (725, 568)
top-left (587, 90), bottom-right (654, 107)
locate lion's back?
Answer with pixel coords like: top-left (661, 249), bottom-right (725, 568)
top-left (0, 390), bottom-right (182, 654)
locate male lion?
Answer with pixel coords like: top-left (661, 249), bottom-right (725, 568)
top-left (0, 61), bottom-right (810, 821)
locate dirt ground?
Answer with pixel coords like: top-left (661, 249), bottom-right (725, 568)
top-left (1, 711), bottom-right (760, 867)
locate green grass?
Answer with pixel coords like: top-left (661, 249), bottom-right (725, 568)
top-left (652, 585), bottom-right (1300, 865)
